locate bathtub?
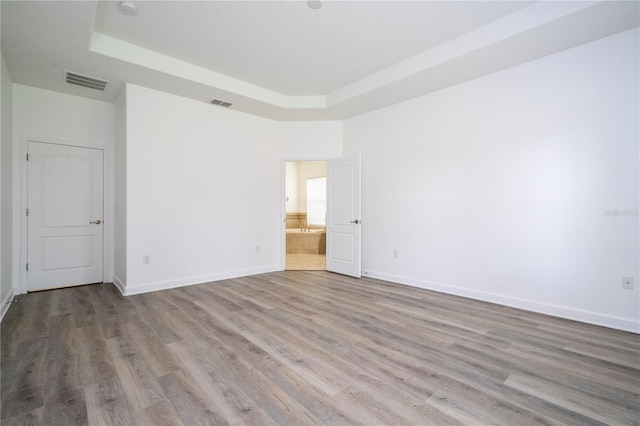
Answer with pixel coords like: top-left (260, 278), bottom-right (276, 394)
top-left (286, 228), bottom-right (326, 254)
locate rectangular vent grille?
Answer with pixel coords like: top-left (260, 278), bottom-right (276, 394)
top-left (210, 99), bottom-right (232, 108)
top-left (64, 71), bottom-right (109, 91)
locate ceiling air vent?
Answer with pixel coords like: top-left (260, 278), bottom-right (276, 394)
top-left (64, 71), bottom-right (109, 91)
top-left (210, 99), bottom-right (232, 108)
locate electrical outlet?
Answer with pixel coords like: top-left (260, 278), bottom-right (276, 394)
top-left (623, 276), bottom-right (634, 290)
top-left (143, 255), bottom-right (151, 265)
top-left (393, 249), bottom-right (399, 259)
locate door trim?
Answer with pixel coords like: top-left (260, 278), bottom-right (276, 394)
top-left (20, 136), bottom-right (113, 294)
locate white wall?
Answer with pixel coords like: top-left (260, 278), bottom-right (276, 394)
top-left (284, 161), bottom-right (326, 214)
top-left (297, 161), bottom-right (326, 214)
top-left (12, 85), bottom-right (115, 293)
top-left (1, 51), bottom-right (13, 319)
top-left (285, 162), bottom-right (300, 212)
top-left (13, 85), bottom-right (115, 146)
top-left (279, 121), bottom-right (343, 159)
top-left (114, 88), bottom-right (127, 285)
top-left (121, 84), bottom-right (282, 294)
top-left (344, 28), bottom-right (640, 332)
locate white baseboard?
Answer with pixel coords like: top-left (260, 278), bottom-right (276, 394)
top-left (1, 287), bottom-right (15, 323)
top-left (112, 275), bottom-right (126, 295)
top-left (118, 265), bottom-right (281, 296)
top-left (362, 269), bottom-right (640, 334)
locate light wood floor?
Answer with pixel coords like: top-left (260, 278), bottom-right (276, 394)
top-left (1, 271), bottom-right (639, 425)
top-left (286, 254), bottom-right (326, 271)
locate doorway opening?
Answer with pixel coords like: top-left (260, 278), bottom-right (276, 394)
top-left (285, 161), bottom-right (327, 270)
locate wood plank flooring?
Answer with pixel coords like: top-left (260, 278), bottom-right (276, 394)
top-left (1, 271), bottom-right (639, 425)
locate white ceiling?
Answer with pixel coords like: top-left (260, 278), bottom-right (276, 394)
top-left (94, 1), bottom-right (533, 95)
top-left (2, 1), bottom-right (638, 120)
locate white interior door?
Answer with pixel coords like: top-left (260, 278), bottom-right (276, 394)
top-left (326, 155), bottom-right (361, 277)
top-left (27, 141), bottom-right (104, 291)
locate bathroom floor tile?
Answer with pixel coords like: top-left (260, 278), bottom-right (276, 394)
top-left (286, 254), bottom-right (326, 271)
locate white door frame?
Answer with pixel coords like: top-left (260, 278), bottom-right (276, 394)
top-left (19, 136), bottom-right (113, 294)
top-left (280, 157), bottom-right (330, 271)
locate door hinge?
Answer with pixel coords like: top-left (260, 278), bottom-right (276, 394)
top-left (26, 153), bottom-right (29, 161)
top-left (26, 263), bottom-right (28, 271)
top-left (26, 208), bottom-right (29, 217)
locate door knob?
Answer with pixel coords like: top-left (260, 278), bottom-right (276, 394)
top-left (350, 219), bottom-right (360, 224)
top-left (90, 220), bottom-right (102, 225)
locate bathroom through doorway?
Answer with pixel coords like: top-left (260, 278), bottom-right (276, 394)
top-left (284, 161), bottom-right (327, 270)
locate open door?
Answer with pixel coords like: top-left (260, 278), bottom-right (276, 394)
top-left (326, 155), bottom-right (361, 277)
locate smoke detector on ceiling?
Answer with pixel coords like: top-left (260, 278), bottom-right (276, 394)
top-left (119, 1), bottom-right (138, 16)
top-left (307, 0), bottom-right (323, 10)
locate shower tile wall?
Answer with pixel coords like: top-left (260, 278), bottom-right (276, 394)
top-left (286, 213), bottom-right (307, 229)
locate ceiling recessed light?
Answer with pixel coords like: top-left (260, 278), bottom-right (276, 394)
top-left (119, 1), bottom-right (138, 16)
top-left (307, 0), bottom-right (322, 10)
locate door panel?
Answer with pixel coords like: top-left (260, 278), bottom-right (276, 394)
top-left (42, 155), bottom-right (92, 226)
top-left (42, 236), bottom-right (94, 270)
top-left (326, 155), bottom-right (361, 277)
top-left (28, 141), bottom-right (104, 291)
